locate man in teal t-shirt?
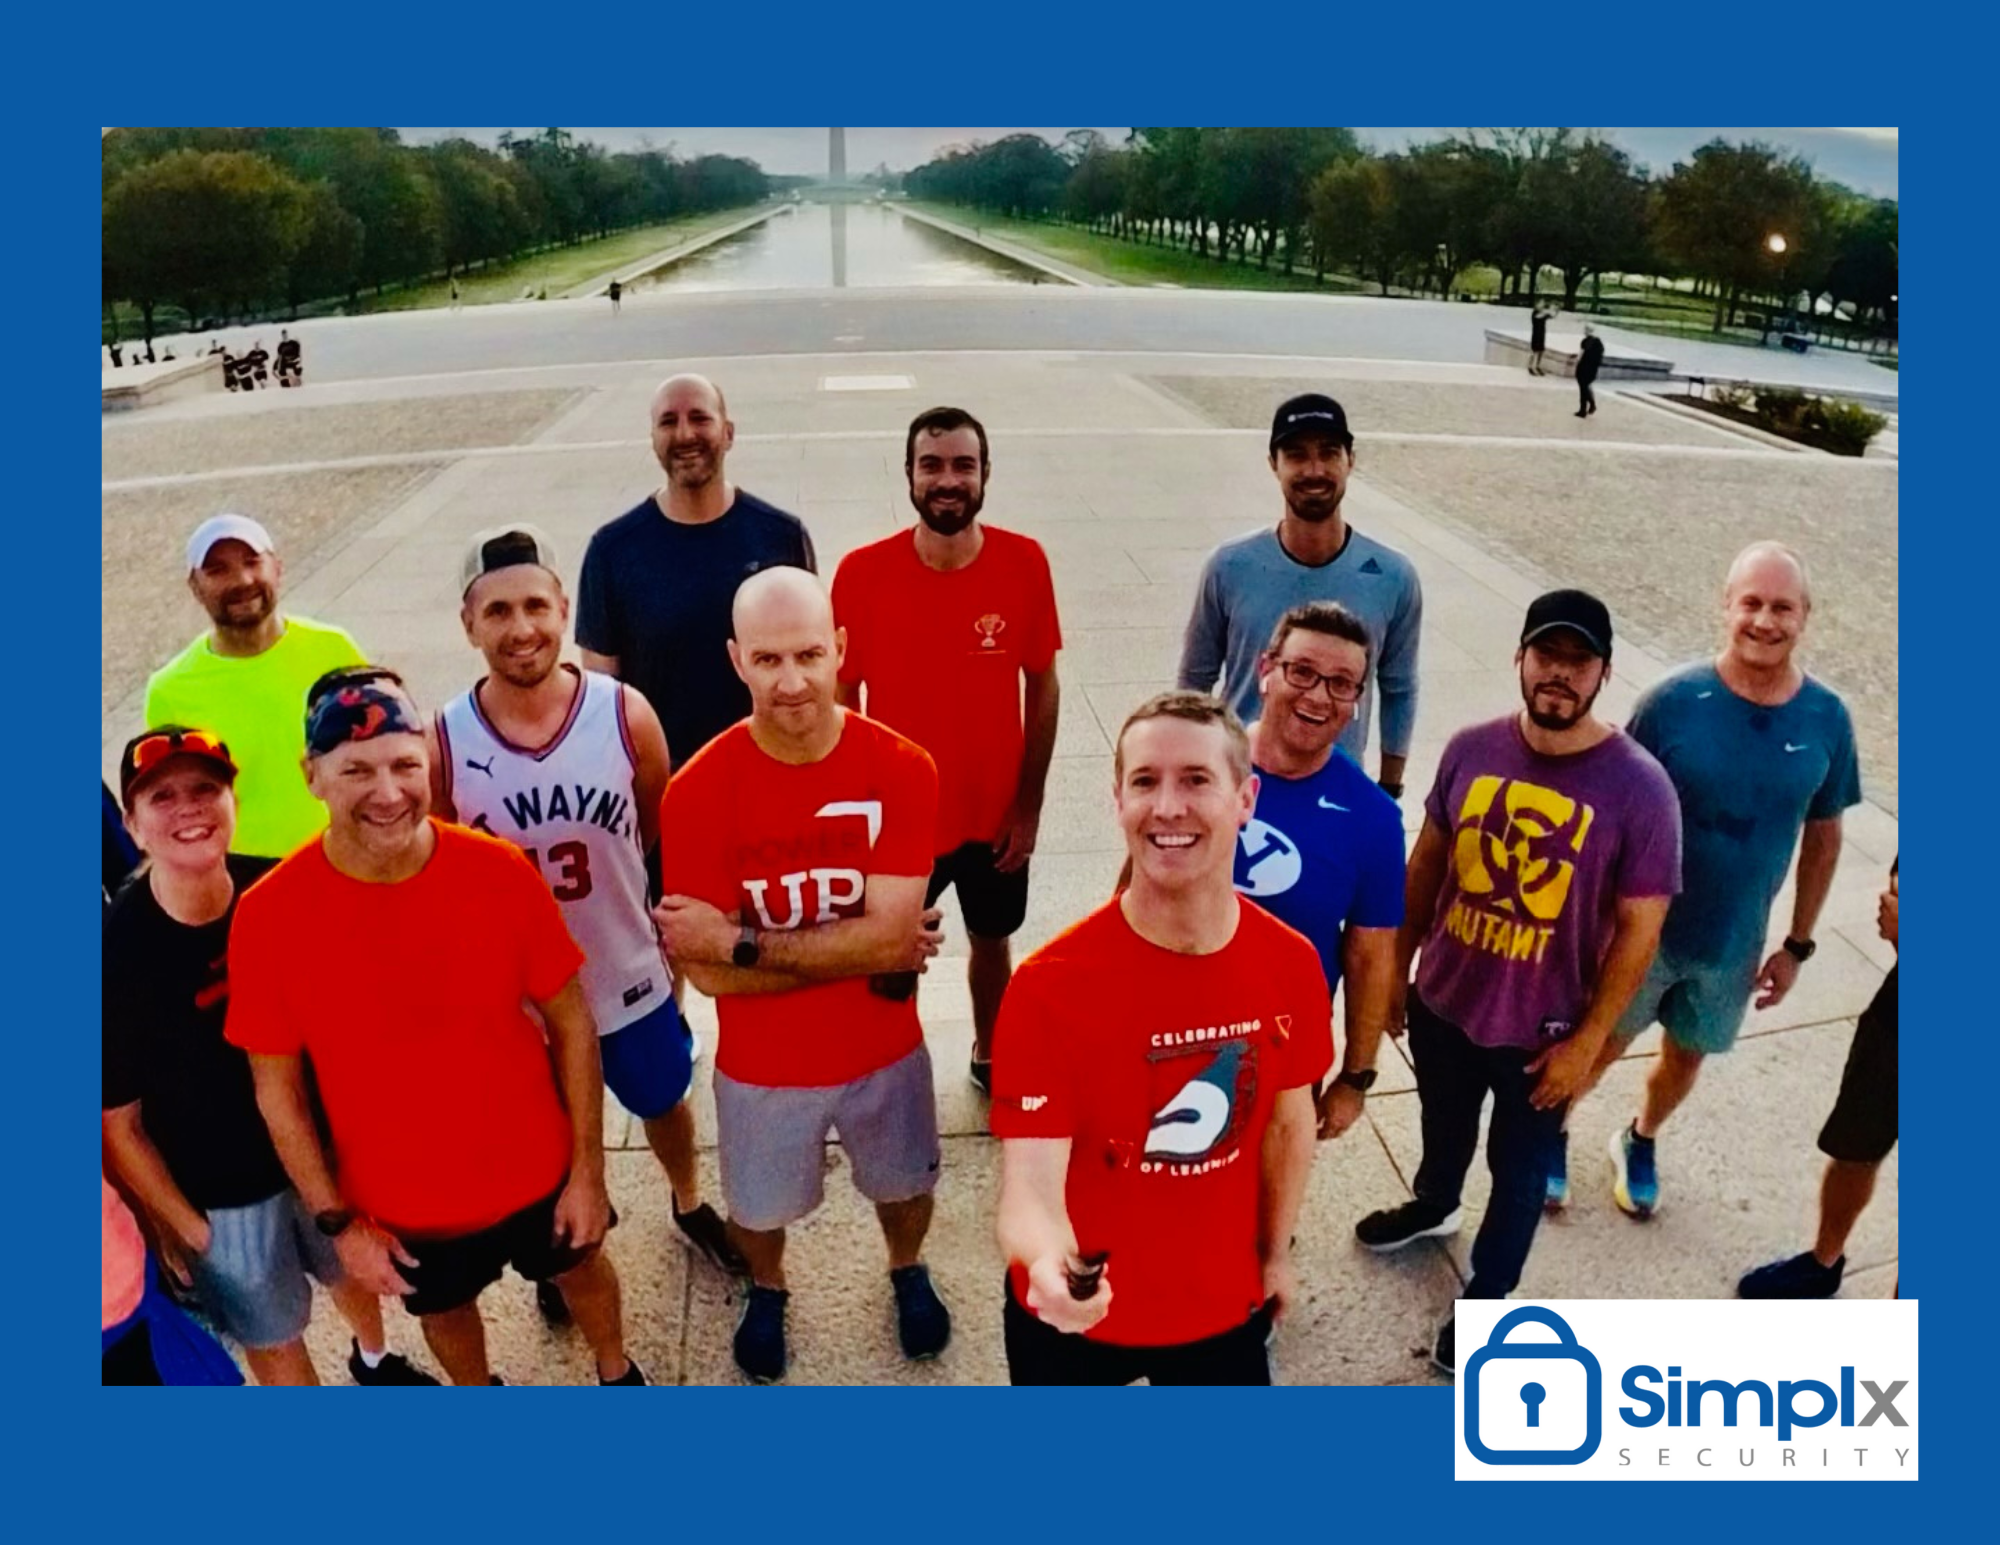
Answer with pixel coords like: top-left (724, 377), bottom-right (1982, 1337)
top-left (1558, 542), bottom-right (1862, 1219)
top-left (144, 515), bottom-right (364, 859)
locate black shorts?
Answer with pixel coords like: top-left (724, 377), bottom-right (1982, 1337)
top-left (926, 843), bottom-right (1029, 939)
top-left (398, 1182), bottom-right (617, 1317)
top-left (1818, 967), bottom-right (1898, 1164)
top-left (1002, 1278), bottom-right (1273, 1386)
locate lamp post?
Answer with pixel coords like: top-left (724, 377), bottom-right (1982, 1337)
top-left (1761, 232), bottom-right (1790, 345)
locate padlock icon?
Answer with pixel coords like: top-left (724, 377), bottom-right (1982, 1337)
top-left (1463, 1306), bottom-right (1602, 1465)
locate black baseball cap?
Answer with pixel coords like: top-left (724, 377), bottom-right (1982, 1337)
top-left (1269, 393), bottom-right (1353, 454)
top-left (1520, 589), bottom-right (1614, 659)
top-left (120, 725), bottom-right (238, 805)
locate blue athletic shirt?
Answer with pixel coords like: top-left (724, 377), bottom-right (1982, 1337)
top-left (1233, 748), bottom-right (1406, 991)
top-left (1627, 662), bottom-right (1861, 969)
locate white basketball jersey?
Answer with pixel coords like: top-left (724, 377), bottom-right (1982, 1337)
top-left (438, 667), bottom-right (663, 1036)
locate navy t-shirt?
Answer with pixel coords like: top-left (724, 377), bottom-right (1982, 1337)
top-left (576, 490), bottom-right (816, 767)
top-left (1233, 749), bottom-right (1406, 990)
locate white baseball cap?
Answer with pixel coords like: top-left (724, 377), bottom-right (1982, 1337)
top-left (185, 513), bottom-right (275, 572)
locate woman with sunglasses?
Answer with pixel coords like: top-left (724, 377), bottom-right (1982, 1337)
top-left (101, 726), bottom-right (433, 1385)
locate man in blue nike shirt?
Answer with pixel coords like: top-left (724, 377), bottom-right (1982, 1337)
top-left (1235, 601), bottom-right (1407, 1139)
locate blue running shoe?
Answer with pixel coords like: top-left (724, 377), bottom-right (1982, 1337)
top-left (1545, 1129), bottom-right (1570, 1211)
top-left (733, 1284), bottom-right (790, 1383)
top-left (1610, 1123), bottom-right (1659, 1217)
top-left (891, 1263), bottom-right (952, 1360)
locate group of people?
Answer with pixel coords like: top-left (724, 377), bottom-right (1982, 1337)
top-left (214, 332), bottom-right (304, 391)
top-left (100, 372), bottom-right (1898, 1386)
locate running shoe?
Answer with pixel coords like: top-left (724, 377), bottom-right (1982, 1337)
top-left (347, 1340), bottom-right (440, 1386)
top-left (1354, 1200), bottom-right (1463, 1253)
top-left (1738, 1251), bottom-right (1845, 1300)
top-left (734, 1285), bottom-right (790, 1383)
top-left (599, 1358), bottom-right (650, 1386)
top-left (1610, 1123), bottom-right (1660, 1217)
top-left (674, 1201), bottom-right (749, 1276)
top-left (891, 1263), bottom-right (952, 1360)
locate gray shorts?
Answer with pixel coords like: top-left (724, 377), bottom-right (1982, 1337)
top-left (714, 1043), bottom-right (942, 1230)
top-left (190, 1190), bottom-right (343, 1349)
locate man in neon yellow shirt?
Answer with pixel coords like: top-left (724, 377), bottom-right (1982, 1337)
top-left (145, 515), bottom-right (364, 858)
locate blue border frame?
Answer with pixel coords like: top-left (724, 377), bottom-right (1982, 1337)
top-left (54, 10), bottom-right (1946, 1540)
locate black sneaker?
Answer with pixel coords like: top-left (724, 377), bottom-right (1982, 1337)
top-left (1738, 1250), bottom-right (1845, 1300)
top-left (599, 1358), bottom-right (649, 1386)
top-left (535, 1279), bottom-right (572, 1327)
top-left (1432, 1315), bottom-right (1456, 1375)
top-left (1355, 1200), bottom-right (1463, 1253)
top-left (968, 1058), bottom-right (993, 1096)
top-left (734, 1284), bottom-right (789, 1383)
top-left (674, 1201), bottom-right (749, 1276)
top-left (347, 1340), bottom-right (440, 1386)
top-left (891, 1263), bottom-right (952, 1360)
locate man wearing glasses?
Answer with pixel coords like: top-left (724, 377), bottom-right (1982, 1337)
top-left (1178, 394), bottom-right (1423, 802)
top-left (1236, 602), bottom-right (1406, 1143)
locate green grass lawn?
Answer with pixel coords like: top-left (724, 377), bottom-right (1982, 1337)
top-left (909, 205), bottom-right (1367, 294)
top-left (358, 206), bottom-right (771, 312)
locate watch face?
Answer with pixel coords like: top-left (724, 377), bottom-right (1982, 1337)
top-left (732, 939), bottom-right (759, 968)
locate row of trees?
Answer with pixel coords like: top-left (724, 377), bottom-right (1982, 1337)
top-left (102, 129), bottom-right (769, 341)
top-left (905, 130), bottom-right (1898, 336)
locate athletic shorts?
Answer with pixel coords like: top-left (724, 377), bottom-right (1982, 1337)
top-left (601, 995), bottom-right (694, 1120)
top-left (397, 1182), bottom-right (616, 1317)
top-left (189, 1190), bottom-right (343, 1349)
top-left (1818, 971), bottom-right (1898, 1164)
top-left (1002, 1279), bottom-right (1273, 1386)
top-left (1613, 947), bottom-right (1758, 1055)
top-left (713, 1043), bottom-right (941, 1230)
top-left (926, 842), bottom-right (1029, 939)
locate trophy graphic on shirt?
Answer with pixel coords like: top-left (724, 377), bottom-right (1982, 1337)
top-left (974, 613), bottom-right (1007, 650)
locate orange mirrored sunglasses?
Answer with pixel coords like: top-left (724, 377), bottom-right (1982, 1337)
top-left (128, 728), bottom-right (231, 779)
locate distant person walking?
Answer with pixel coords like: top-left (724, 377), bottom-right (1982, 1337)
top-left (1528, 302), bottom-right (1552, 376)
top-left (275, 330), bottom-right (302, 387)
top-left (607, 279), bottom-right (623, 316)
top-left (1576, 325), bottom-right (1605, 417)
top-left (449, 277), bottom-right (463, 312)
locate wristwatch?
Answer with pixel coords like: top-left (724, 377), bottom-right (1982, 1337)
top-left (314, 1207), bottom-right (356, 1238)
top-left (1782, 935), bottom-right (1817, 963)
top-left (1377, 779), bottom-right (1404, 801)
top-left (1334, 1068), bottom-right (1378, 1093)
top-left (732, 921), bottom-right (761, 969)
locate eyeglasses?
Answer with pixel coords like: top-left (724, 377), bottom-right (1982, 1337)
top-left (1275, 659), bottom-right (1365, 703)
top-left (128, 728), bottom-right (230, 779)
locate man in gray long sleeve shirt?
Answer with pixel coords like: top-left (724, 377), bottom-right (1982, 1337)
top-left (1178, 394), bottom-right (1423, 797)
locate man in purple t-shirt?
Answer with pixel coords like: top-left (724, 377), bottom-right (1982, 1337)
top-left (1353, 590), bottom-right (1681, 1375)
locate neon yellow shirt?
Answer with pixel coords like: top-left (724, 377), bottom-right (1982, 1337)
top-left (143, 616), bottom-right (365, 858)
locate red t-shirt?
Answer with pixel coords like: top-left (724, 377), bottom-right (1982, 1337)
top-left (991, 896), bottom-right (1333, 1347)
top-left (225, 821), bottom-right (582, 1237)
top-left (832, 526), bottom-right (1061, 854)
top-left (660, 713), bottom-right (939, 1088)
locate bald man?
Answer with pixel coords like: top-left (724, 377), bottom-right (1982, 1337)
top-left (1552, 542), bottom-right (1862, 1219)
top-left (578, 374), bottom-right (816, 770)
top-left (654, 569), bottom-right (951, 1383)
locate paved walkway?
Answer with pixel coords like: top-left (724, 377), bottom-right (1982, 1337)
top-left (100, 310), bottom-right (1898, 1386)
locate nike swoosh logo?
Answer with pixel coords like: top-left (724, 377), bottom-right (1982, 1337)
top-left (1318, 797), bottom-right (1351, 811)
top-left (1785, 743), bottom-right (1809, 753)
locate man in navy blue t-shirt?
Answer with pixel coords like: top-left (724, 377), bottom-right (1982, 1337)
top-left (578, 374), bottom-right (816, 769)
top-left (1235, 600), bottom-right (1407, 1140)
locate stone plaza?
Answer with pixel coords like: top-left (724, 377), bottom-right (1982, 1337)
top-left (101, 281), bottom-right (1900, 1385)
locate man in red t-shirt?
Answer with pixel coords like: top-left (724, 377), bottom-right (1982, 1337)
top-left (992, 691), bottom-right (1330, 1384)
top-left (833, 406), bottom-right (1062, 1095)
top-left (657, 568), bottom-right (950, 1383)
top-left (227, 666), bottom-right (646, 1386)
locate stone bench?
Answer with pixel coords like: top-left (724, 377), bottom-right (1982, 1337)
top-left (1483, 327), bottom-right (1675, 381)
top-left (102, 353), bottom-right (227, 413)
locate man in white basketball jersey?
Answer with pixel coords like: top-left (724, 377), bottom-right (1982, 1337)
top-left (432, 526), bottom-right (746, 1308)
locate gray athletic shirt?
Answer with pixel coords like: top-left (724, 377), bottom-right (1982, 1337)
top-left (1178, 525), bottom-right (1423, 762)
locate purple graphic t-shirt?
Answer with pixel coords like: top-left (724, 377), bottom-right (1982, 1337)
top-left (1415, 716), bottom-right (1682, 1052)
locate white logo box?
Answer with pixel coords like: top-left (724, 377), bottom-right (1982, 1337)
top-left (1454, 1299), bottom-right (1917, 1481)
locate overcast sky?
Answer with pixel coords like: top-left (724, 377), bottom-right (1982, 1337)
top-left (396, 127), bottom-right (1899, 196)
